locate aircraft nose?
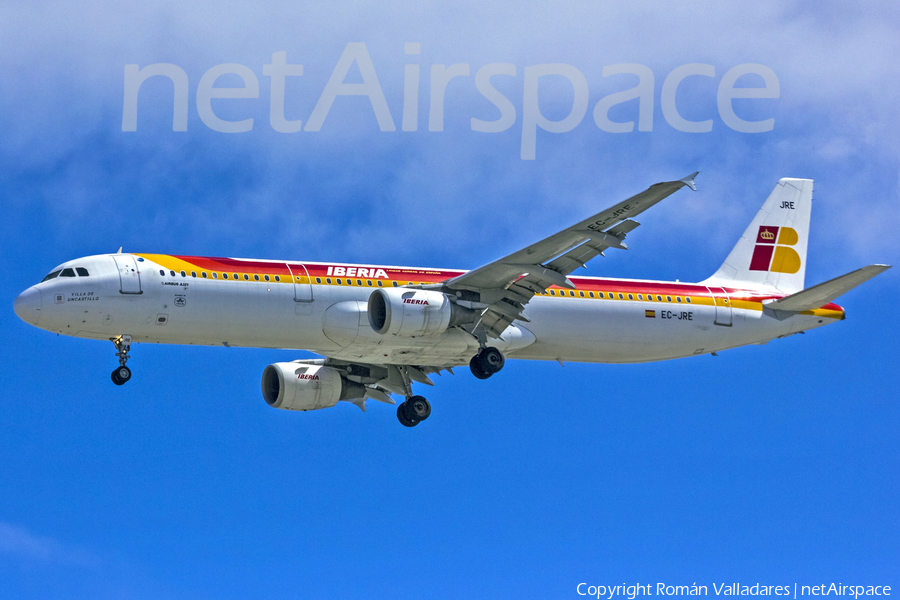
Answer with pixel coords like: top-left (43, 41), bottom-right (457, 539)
top-left (14, 286), bottom-right (42, 327)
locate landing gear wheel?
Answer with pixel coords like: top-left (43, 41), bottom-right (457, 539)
top-left (406, 395), bottom-right (431, 421)
top-left (470, 346), bottom-right (505, 379)
top-left (111, 365), bottom-right (132, 386)
top-left (397, 402), bottom-right (419, 427)
top-left (469, 355), bottom-right (492, 380)
top-left (481, 347), bottom-right (505, 373)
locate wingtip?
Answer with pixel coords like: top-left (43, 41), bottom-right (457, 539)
top-left (680, 171), bottom-right (699, 192)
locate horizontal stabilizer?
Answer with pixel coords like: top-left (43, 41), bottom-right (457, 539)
top-left (766, 264), bottom-right (890, 312)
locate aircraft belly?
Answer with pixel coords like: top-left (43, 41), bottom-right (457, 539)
top-left (514, 297), bottom-right (791, 363)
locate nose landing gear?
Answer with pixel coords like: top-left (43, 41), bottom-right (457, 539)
top-left (110, 335), bottom-right (133, 386)
top-left (469, 346), bottom-right (505, 379)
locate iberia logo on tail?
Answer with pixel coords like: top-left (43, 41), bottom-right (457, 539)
top-left (749, 226), bottom-right (801, 273)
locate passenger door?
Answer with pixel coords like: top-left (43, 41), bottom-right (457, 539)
top-left (112, 255), bottom-right (142, 294)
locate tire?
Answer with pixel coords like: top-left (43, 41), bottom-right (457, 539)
top-left (469, 355), bottom-right (492, 380)
top-left (482, 347), bottom-right (505, 373)
top-left (407, 395), bottom-right (431, 420)
top-left (397, 403), bottom-right (419, 427)
top-left (116, 366), bottom-right (132, 382)
top-left (111, 366), bottom-right (131, 386)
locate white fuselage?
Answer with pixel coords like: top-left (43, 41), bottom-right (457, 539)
top-left (14, 253), bottom-right (841, 367)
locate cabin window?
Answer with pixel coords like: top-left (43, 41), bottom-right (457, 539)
top-left (223, 273), bottom-right (229, 279)
top-left (180, 270), bottom-right (186, 277)
top-left (233, 273), bottom-right (238, 280)
top-left (244, 274), bottom-right (249, 281)
top-left (579, 291), bottom-right (585, 297)
top-left (628, 294), bottom-right (634, 300)
top-left (159, 269), bottom-right (165, 276)
top-left (656, 295), bottom-right (662, 301)
top-left (315, 277), bottom-right (321, 284)
top-left (676, 296), bottom-right (682, 303)
top-left (618, 293), bottom-right (624, 299)
top-left (666, 295), bottom-right (672, 302)
top-left (41, 270), bottom-right (61, 282)
top-left (549, 290), bottom-right (555, 296)
top-left (686, 297), bottom-right (692, 303)
top-left (378, 281), bottom-right (383, 287)
top-left (202, 272), bottom-right (208, 278)
top-left (336, 278), bottom-right (342, 285)
top-left (367, 280), bottom-right (373, 286)
top-left (357, 279), bottom-right (362, 286)
top-left (191, 271), bottom-right (197, 277)
top-left (392, 281), bottom-right (398, 287)
top-left (326, 278), bottom-right (332, 284)
top-left (168, 270), bottom-right (175, 277)
top-left (212, 273), bottom-right (218, 279)
top-left (254, 274), bottom-right (260, 281)
top-left (637, 294), bottom-right (643, 300)
top-left (265, 275), bottom-right (270, 281)
top-left (76, 267), bottom-right (90, 277)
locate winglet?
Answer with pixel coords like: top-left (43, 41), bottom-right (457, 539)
top-left (680, 171), bottom-right (699, 192)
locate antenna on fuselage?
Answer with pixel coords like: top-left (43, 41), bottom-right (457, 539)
top-left (116, 247), bottom-right (123, 254)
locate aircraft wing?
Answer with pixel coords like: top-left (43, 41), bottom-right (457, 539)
top-left (433, 172), bottom-right (699, 339)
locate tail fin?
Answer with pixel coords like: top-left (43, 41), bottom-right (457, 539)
top-left (702, 178), bottom-right (813, 293)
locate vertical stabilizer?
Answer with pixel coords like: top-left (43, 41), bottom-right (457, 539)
top-left (702, 178), bottom-right (812, 293)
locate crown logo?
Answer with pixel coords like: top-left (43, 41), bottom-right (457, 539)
top-left (760, 230), bottom-right (775, 241)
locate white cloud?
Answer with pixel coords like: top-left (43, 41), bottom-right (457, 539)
top-left (1, 0), bottom-right (897, 273)
top-left (0, 521), bottom-right (102, 567)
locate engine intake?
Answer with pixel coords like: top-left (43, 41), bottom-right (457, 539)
top-left (261, 363), bottom-right (365, 411)
top-left (368, 288), bottom-right (475, 337)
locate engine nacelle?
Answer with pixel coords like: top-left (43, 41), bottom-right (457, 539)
top-left (261, 363), bottom-right (365, 411)
top-left (368, 288), bottom-right (475, 337)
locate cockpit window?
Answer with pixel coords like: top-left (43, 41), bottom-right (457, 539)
top-left (60, 268), bottom-right (76, 277)
top-left (76, 267), bottom-right (89, 276)
top-left (41, 270), bottom-right (61, 282)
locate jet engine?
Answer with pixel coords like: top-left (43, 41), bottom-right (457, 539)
top-left (367, 288), bottom-right (476, 337)
top-left (261, 363), bottom-right (365, 411)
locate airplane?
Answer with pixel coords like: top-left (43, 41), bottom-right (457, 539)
top-left (13, 173), bottom-right (890, 427)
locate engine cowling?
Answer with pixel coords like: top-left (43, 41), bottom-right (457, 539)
top-left (261, 363), bottom-right (365, 411)
top-left (367, 288), bottom-right (475, 337)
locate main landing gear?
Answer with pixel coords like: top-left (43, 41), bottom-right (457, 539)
top-left (110, 335), bottom-right (133, 386)
top-left (397, 395), bottom-right (431, 427)
top-left (469, 346), bottom-right (505, 380)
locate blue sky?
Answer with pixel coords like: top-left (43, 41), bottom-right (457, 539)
top-left (2, 2), bottom-right (898, 598)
